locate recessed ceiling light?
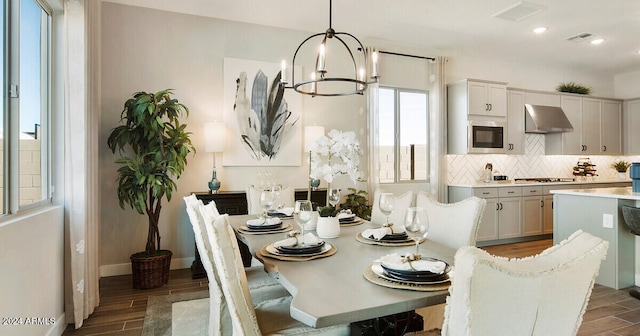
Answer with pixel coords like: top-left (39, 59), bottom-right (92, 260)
top-left (533, 27), bottom-right (548, 34)
top-left (591, 38), bottom-right (605, 45)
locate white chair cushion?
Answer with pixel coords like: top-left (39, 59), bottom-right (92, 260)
top-left (416, 192), bottom-right (486, 250)
top-left (371, 190), bottom-right (414, 227)
top-left (442, 230), bottom-right (609, 336)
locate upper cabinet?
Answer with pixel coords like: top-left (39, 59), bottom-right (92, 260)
top-left (506, 90), bottom-right (525, 154)
top-left (545, 95), bottom-right (622, 155)
top-left (623, 98), bottom-right (640, 154)
top-left (449, 79), bottom-right (508, 118)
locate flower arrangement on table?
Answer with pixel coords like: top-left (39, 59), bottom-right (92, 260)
top-left (309, 129), bottom-right (364, 217)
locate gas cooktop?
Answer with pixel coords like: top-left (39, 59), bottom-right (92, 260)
top-left (514, 177), bottom-right (576, 183)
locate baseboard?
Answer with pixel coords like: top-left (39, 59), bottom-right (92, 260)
top-left (47, 312), bottom-right (66, 336)
top-left (100, 257), bottom-right (195, 277)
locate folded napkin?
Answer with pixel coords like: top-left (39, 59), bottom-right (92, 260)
top-left (362, 225), bottom-right (406, 240)
top-left (246, 217), bottom-right (282, 226)
top-left (378, 253), bottom-right (446, 274)
top-left (337, 211), bottom-right (355, 220)
top-left (271, 207), bottom-right (294, 216)
top-left (273, 232), bottom-right (321, 248)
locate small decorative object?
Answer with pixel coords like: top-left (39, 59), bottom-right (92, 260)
top-left (611, 160), bottom-right (631, 180)
top-left (309, 178), bottom-right (321, 190)
top-left (572, 157), bottom-right (597, 178)
top-left (204, 121), bottom-right (226, 193)
top-left (107, 89), bottom-right (194, 289)
top-left (556, 82), bottom-right (591, 95)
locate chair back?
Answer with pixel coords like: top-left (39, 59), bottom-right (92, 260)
top-left (621, 205), bottom-right (640, 236)
top-left (442, 230), bottom-right (608, 336)
top-left (247, 185), bottom-right (295, 215)
top-left (416, 192), bottom-right (486, 250)
top-left (370, 190), bottom-right (414, 226)
top-left (183, 195), bottom-right (229, 336)
top-left (207, 214), bottom-right (262, 336)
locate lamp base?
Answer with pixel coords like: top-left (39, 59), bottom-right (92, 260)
top-left (208, 170), bottom-right (221, 194)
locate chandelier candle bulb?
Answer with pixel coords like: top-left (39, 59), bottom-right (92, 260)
top-left (281, 60), bottom-right (287, 83)
top-left (311, 72), bottom-right (317, 94)
top-left (372, 51), bottom-right (379, 78)
top-left (318, 44), bottom-right (326, 72)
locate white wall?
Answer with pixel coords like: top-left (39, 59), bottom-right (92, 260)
top-left (99, 3), bottom-right (624, 274)
top-left (0, 206), bottom-right (65, 336)
top-left (615, 70), bottom-right (640, 100)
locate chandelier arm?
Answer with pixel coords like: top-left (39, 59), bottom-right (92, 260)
top-left (290, 32), bottom-right (327, 86)
top-left (332, 33), bottom-right (366, 79)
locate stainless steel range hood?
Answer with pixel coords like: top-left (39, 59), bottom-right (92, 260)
top-left (524, 104), bottom-right (574, 133)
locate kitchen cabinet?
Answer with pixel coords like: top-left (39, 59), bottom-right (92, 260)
top-left (506, 90), bottom-right (525, 154)
top-left (546, 95), bottom-right (622, 155)
top-left (623, 98), bottom-right (640, 154)
top-left (448, 79), bottom-right (507, 118)
top-left (471, 187), bottom-right (522, 241)
top-left (522, 186), bottom-right (543, 236)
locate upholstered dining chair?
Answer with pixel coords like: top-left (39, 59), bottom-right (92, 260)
top-left (416, 192), bottom-right (486, 251)
top-left (247, 185), bottom-right (295, 215)
top-left (183, 196), bottom-right (288, 305)
top-left (206, 213), bottom-right (350, 335)
top-left (371, 190), bottom-right (414, 227)
top-left (441, 230), bottom-right (608, 336)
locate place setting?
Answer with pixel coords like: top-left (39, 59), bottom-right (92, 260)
top-left (259, 200), bottom-right (337, 261)
top-left (357, 193), bottom-right (417, 246)
top-left (237, 217), bottom-right (292, 235)
top-left (337, 209), bottom-right (365, 227)
top-left (363, 207), bottom-right (452, 291)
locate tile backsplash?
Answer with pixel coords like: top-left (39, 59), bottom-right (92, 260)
top-left (447, 133), bottom-right (639, 184)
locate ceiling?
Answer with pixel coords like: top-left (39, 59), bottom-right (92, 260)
top-left (104, 0), bottom-right (640, 76)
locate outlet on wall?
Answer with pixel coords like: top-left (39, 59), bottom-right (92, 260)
top-left (603, 213), bottom-right (614, 229)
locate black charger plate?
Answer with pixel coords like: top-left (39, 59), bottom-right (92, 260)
top-left (276, 241), bottom-right (325, 254)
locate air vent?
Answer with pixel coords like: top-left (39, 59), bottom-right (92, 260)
top-left (566, 32), bottom-right (593, 42)
top-left (492, 1), bottom-right (547, 22)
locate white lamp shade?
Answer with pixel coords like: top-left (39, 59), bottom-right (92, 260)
top-left (204, 122), bottom-right (226, 153)
top-left (304, 126), bottom-right (325, 151)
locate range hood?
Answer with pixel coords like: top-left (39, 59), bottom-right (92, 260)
top-left (524, 104), bottom-right (574, 133)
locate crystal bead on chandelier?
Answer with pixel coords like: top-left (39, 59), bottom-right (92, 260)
top-left (280, 0), bottom-right (379, 96)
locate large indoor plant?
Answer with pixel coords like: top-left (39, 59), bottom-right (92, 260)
top-left (107, 89), bottom-right (195, 289)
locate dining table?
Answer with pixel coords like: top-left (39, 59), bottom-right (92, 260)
top-left (228, 214), bottom-right (457, 329)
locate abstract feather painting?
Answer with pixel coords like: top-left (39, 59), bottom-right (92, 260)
top-left (223, 58), bottom-right (302, 166)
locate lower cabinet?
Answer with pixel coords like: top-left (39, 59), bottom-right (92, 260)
top-left (470, 187), bottom-right (522, 241)
top-left (522, 186), bottom-right (543, 236)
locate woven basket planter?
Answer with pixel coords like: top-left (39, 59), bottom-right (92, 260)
top-left (130, 250), bottom-right (172, 289)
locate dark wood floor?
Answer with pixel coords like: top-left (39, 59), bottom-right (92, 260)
top-left (62, 239), bottom-right (640, 336)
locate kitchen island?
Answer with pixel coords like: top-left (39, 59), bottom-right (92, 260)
top-left (552, 186), bottom-right (638, 289)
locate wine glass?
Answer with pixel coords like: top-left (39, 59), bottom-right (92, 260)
top-left (294, 200), bottom-right (313, 244)
top-left (404, 207), bottom-right (429, 256)
top-left (328, 188), bottom-right (341, 208)
top-left (271, 184), bottom-right (283, 210)
top-left (259, 189), bottom-right (275, 219)
top-left (379, 193), bottom-right (395, 227)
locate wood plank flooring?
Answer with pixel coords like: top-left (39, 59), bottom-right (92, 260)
top-left (62, 239), bottom-right (640, 336)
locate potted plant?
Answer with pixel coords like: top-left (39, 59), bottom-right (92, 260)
top-left (340, 187), bottom-right (371, 221)
top-left (309, 129), bottom-right (363, 238)
top-left (107, 89), bottom-right (195, 289)
top-left (611, 160), bottom-right (631, 179)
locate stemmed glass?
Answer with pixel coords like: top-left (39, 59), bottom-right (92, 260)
top-left (259, 189), bottom-right (275, 219)
top-left (379, 193), bottom-right (395, 227)
top-left (294, 200), bottom-right (313, 245)
top-left (404, 207), bottom-right (429, 256)
top-left (271, 184), bottom-right (283, 210)
top-left (328, 188), bottom-right (341, 208)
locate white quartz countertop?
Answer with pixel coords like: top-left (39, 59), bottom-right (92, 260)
top-left (550, 186), bottom-right (640, 200)
top-left (448, 179), bottom-right (630, 188)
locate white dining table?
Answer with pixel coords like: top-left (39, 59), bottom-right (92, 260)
top-left (228, 215), bottom-right (456, 328)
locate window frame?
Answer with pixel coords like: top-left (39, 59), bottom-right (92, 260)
top-left (378, 86), bottom-right (430, 184)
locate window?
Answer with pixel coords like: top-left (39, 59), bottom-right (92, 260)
top-left (2, 0), bottom-right (52, 215)
top-left (378, 87), bottom-right (429, 183)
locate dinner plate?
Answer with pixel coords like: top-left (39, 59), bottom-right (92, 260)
top-left (361, 232), bottom-right (413, 243)
top-left (237, 223), bottom-right (292, 235)
top-left (276, 241), bottom-right (325, 254)
top-left (371, 263), bottom-right (451, 285)
top-left (380, 257), bottom-right (451, 277)
top-left (246, 223), bottom-right (283, 231)
top-left (266, 242), bottom-right (332, 257)
top-left (380, 232), bottom-right (409, 241)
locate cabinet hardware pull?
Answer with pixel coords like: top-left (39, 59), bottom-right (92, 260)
top-left (499, 203), bottom-right (503, 210)
top-left (489, 103), bottom-right (492, 111)
top-left (483, 192), bottom-right (490, 195)
top-left (603, 145), bottom-right (607, 151)
top-left (485, 103), bottom-right (489, 111)
top-left (540, 200), bottom-right (544, 207)
top-left (496, 203), bottom-right (500, 211)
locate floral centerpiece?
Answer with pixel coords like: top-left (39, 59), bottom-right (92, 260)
top-left (309, 129), bottom-right (363, 217)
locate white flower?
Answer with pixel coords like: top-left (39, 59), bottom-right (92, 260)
top-left (309, 129), bottom-right (362, 185)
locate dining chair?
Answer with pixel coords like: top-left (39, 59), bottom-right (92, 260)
top-left (206, 213), bottom-right (350, 335)
top-left (416, 192), bottom-right (486, 251)
top-left (441, 230), bottom-right (608, 336)
top-left (184, 195), bottom-right (289, 305)
top-left (247, 185), bottom-right (295, 215)
top-left (370, 190), bottom-right (414, 227)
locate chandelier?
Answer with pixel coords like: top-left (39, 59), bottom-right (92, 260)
top-left (280, 0), bottom-right (379, 96)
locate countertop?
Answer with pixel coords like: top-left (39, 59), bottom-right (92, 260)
top-left (551, 186), bottom-right (640, 201)
top-left (448, 179), bottom-right (631, 188)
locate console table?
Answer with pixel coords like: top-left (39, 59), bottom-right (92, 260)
top-left (190, 188), bottom-right (327, 278)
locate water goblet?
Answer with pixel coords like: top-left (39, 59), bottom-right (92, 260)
top-left (271, 184), bottom-right (283, 210)
top-left (328, 188), bottom-right (341, 208)
top-left (379, 193), bottom-right (395, 227)
top-left (259, 189), bottom-right (275, 219)
top-left (294, 200), bottom-right (313, 245)
top-left (404, 207), bottom-right (429, 256)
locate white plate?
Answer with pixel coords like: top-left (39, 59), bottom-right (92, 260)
top-left (266, 242), bottom-right (332, 257)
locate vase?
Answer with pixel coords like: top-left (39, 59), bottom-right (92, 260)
top-left (618, 172), bottom-right (627, 180)
top-left (316, 216), bottom-right (340, 239)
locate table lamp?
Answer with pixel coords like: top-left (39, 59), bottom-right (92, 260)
top-left (204, 121), bottom-right (226, 193)
top-left (304, 126), bottom-right (325, 200)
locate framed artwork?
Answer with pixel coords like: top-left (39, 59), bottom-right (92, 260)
top-left (223, 57), bottom-right (302, 166)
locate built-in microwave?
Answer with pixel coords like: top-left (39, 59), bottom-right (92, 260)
top-left (468, 120), bottom-right (506, 154)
